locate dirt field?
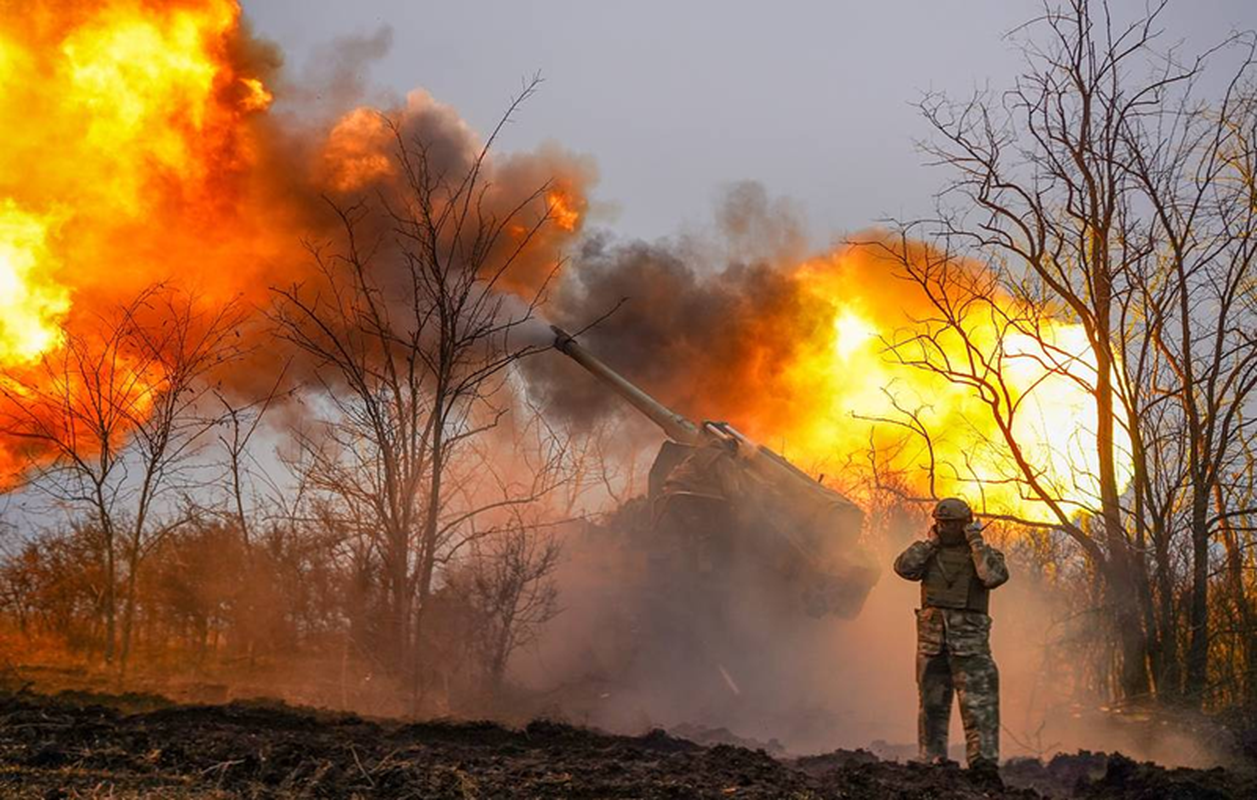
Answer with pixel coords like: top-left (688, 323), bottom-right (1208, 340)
top-left (0, 690), bottom-right (1252, 799)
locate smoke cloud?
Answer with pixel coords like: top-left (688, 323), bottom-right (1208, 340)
top-left (522, 181), bottom-right (827, 432)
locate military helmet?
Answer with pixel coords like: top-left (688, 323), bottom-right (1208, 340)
top-left (932, 497), bottom-right (973, 522)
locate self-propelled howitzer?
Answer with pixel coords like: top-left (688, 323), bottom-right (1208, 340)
top-left (551, 326), bottom-right (877, 618)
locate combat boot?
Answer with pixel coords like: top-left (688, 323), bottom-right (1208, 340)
top-left (967, 758), bottom-right (1003, 791)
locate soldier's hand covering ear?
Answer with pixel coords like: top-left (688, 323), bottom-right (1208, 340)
top-left (965, 521), bottom-right (985, 548)
top-left (927, 524), bottom-right (940, 546)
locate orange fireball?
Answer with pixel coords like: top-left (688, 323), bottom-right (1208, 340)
top-left (0, 0), bottom-right (280, 480)
top-left (724, 244), bottom-right (1134, 524)
top-left (0, 1), bottom-right (593, 486)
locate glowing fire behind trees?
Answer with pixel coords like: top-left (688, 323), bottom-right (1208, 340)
top-left (0, 0), bottom-right (591, 485)
top-left (742, 242), bottom-right (1135, 524)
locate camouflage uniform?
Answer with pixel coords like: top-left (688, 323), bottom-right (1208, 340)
top-left (894, 523), bottom-right (1008, 766)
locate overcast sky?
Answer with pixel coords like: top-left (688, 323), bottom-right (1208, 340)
top-left (247, 1), bottom-right (1253, 245)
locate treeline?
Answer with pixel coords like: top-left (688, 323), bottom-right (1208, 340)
top-left (0, 518), bottom-right (338, 675)
top-left (0, 508), bottom-right (563, 714)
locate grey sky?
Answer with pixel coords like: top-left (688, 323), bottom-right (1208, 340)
top-left (247, 1), bottom-right (1254, 245)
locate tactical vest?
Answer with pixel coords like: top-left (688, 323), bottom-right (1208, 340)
top-left (921, 544), bottom-right (990, 613)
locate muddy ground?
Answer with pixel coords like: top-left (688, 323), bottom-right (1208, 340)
top-left (0, 691), bottom-right (1253, 799)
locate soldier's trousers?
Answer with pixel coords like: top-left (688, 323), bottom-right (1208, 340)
top-left (917, 646), bottom-right (1000, 765)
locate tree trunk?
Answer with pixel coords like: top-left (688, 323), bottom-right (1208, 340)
top-left (1128, 440), bottom-right (1164, 696)
top-left (1219, 520), bottom-right (1252, 705)
top-left (389, 531), bottom-right (412, 673)
top-left (1094, 339), bottom-right (1151, 699)
top-left (118, 539), bottom-right (141, 677)
top-left (1185, 493), bottom-right (1211, 704)
top-left (411, 410), bottom-right (447, 716)
top-left (1207, 480), bottom-right (1249, 705)
top-left (103, 531), bottom-right (116, 665)
top-left (1152, 524), bottom-right (1181, 700)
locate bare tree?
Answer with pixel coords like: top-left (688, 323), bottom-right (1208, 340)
top-left (114, 293), bottom-right (247, 673)
top-left (270, 78), bottom-right (573, 702)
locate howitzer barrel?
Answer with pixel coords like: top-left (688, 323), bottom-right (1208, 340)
top-left (551, 326), bottom-right (702, 445)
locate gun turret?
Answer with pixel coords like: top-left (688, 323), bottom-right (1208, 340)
top-left (550, 325), bottom-right (876, 618)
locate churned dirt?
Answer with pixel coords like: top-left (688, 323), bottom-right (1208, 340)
top-left (0, 690), bottom-right (1252, 799)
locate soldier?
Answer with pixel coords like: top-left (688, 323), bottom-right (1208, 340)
top-left (894, 497), bottom-right (1008, 774)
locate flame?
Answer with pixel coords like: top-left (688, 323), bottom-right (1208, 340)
top-left (832, 311), bottom-right (877, 362)
top-left (0, 203), bottom-right (68, 364)
top-left (547, 190), bottom-right (581, 232)
top-left (0, 0), bottom-right (275, 483)
top-left (239, 76), bottom-right (272, 112)
top-left (0, 0), bottom-right (276, 315)
top-left (0, 2), bottom-right (591, 487)
top-left (727, 246), bottom-right (1134, 523)
top-left (320, 106), bottom-right (396, 192)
